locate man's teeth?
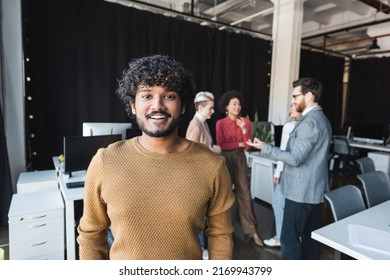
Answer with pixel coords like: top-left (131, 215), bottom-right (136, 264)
top-left (151, 115), bottom-right (165, 119)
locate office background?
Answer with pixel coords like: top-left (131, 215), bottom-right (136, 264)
top-left (21, 0), bottom-right (346, 171)
top-left (1, 0), bottom-right (390, 227)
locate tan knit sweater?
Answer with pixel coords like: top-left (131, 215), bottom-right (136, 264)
top-left (77, 138), bottom-right (235, 260)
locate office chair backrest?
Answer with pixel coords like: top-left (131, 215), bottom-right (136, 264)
top-left (357, 171), bottom-right (390, 208)
top-left (324, 185), bottom-right (366, 221)
top-left (332, 137), bottom-right (350, 155)
top-left (356, 157), bottom-right (375, 173)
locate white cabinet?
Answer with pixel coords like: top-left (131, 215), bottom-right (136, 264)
top-left (8, 189), bottom-right (64, 260)
top-left (249, 154), bottom-right (277, 204)
top-left (16, 170), bottom-right (58, 193)
top-left (368, 152), bottom-right (390, 176)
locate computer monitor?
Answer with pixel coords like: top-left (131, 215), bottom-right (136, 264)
top-left (63, 134), bottom-right (122, 175)
top-left (352, 123), bottom-right (388, 144)
top-left (82, 122), bottom-right (132, 140)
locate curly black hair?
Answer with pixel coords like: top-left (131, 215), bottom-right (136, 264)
top-left (116, 54), bottom-right (196, 119)
top-left (218, 90), bottom-right (244, 114)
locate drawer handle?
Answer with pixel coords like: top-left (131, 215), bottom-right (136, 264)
top-left (31, 241), bottom-right (47, 247)
top-left (29, 223), bottom-right (47, 228)
top-left (29, 215), bottom-right (47, 220)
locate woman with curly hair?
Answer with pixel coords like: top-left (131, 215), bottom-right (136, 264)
top-left (216, 90), bottom-right (263, 247)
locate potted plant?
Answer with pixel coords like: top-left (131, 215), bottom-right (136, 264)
top-left (252, 112), bottom-right (273, 143)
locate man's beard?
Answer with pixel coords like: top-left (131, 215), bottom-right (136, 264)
top-left (295, 99), bottom-right (306, 113)
top-left (136, 111), bottom-right (179, 137)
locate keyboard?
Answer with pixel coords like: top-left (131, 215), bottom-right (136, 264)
top-left (66, 181), bottom-right (85, 189)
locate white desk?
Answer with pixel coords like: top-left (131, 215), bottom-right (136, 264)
top-left (348, 140), bottom-right (390, 153)
top-left (8, 189), bottom-right (65, 259)
top-left (58, 171), bottom-right (85, 260)
top-left (53, 156), bottom-right (85, 260)
top-left (247, 153), bottom-right (277, 204)
top-left (312, 200), bottom-right (390, 260)
top-left (16, 170), bottom-right (58, 193)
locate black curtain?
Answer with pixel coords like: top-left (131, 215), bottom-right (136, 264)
top-left (22, 0), bottom-right (272, 170)
top-left (0, 0), bottom-right (13, 226)
top-left (348, 57), bottom-right (390, 124)
top-left (0, 105), bottom-right (13, 226)
top-left (299, 50), bottom-right (345, 134)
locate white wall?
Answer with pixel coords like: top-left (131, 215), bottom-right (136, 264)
top-left (1, 0), bottom-right (25, 191)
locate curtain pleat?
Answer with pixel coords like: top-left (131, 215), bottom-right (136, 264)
top-left (348, 57), bottom-right (390, 125)
top-left (0, 105), bottom-right (13, 226)
top-left (299, 50), bottom-right (345, 134)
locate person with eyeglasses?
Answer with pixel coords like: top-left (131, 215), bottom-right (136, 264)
top-left (263, 105), bottom-right (302, 248)
top-left (247, 77), bottom-right (332, 259)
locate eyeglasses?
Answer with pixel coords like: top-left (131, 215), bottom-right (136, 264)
top-left (292, 93), bottom-right (304, 99)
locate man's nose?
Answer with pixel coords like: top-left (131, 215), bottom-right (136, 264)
top-left (150, 96), bottom-right (165, 110)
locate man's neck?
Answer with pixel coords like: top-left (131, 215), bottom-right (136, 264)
top-left (302, 103), bottom-right (318, 116)
top-left (137, 133), bottom-right (188, 154)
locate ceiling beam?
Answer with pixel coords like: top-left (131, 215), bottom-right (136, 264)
top-left (230, 7), bottom-right (273, 26)
top-left (202, 0), bottom-right (248, 17)
top-left (358, 0), bottom-right (390, 14)
top-left (304, 8), bottom-right (332, 25)
top-left (332, 0), bottom-right (371, 16)
top-left (303, 15), bottom-right (390, 40)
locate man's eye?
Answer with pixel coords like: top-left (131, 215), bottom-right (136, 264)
top-left (141, 94), bottom-right (152, 99)
top-left (165, 95), bottom-right (177, 99)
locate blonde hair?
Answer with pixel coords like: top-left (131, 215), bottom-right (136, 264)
top-left (194, 91), bottom-right (214, 110)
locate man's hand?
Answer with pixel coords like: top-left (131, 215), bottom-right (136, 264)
top-left (246, 137), bottom-right (264, 150)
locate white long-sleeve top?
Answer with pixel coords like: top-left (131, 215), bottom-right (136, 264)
top-left (273, 121), bottom-right (297, 179)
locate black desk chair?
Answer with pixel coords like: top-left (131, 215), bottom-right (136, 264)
top-left (324, 184), bottom-right (366, 259)
top-left (329, 137), bottom-right (360, 172)
top-left (356, 157), bottom-right (375, 174)
top-left (357, 171), bottom-right (390, 208)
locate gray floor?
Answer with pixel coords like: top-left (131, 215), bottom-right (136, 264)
top-left (231, 196), bottom-right (335, 260)
top-left (0, 167), bottom-right (360, 260)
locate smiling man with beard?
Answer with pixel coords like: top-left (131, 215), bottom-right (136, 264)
top-left (77, 55), bottom-right (235, 260)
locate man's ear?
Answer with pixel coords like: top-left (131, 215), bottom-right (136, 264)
top-left (306, 91), bottom-right (314, 101)
top-left (180, 104), bottom-right (186, 115)
top-left (130, 102), bottom-right (136, 114)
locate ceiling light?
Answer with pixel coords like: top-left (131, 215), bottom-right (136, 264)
top-left (368, 38), bottom-right (380, 50)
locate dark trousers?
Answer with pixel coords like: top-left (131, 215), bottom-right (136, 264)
top-left (222, 150), bottom-right (257, 236)
top-left (281, 198), bottom-right (322, 260)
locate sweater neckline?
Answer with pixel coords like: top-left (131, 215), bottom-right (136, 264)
top-left (131, 137), bottom-right (194, 158)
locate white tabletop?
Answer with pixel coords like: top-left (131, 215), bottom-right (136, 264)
top-left (58, 171), bottom-right (85, 202)
top-left (312, 200), bottom-right (390, 260)
top-left (53, 156), bottom-right (85, 202)
top-left (8, 189), bottom-right (64, 217)
top-left (17, 169), bottom-right (57, 184)
top-left (348, 140), bottom-right (390, 152)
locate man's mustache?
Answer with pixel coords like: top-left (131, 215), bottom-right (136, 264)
top-left (145, 110), bottom-right (172, 118)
